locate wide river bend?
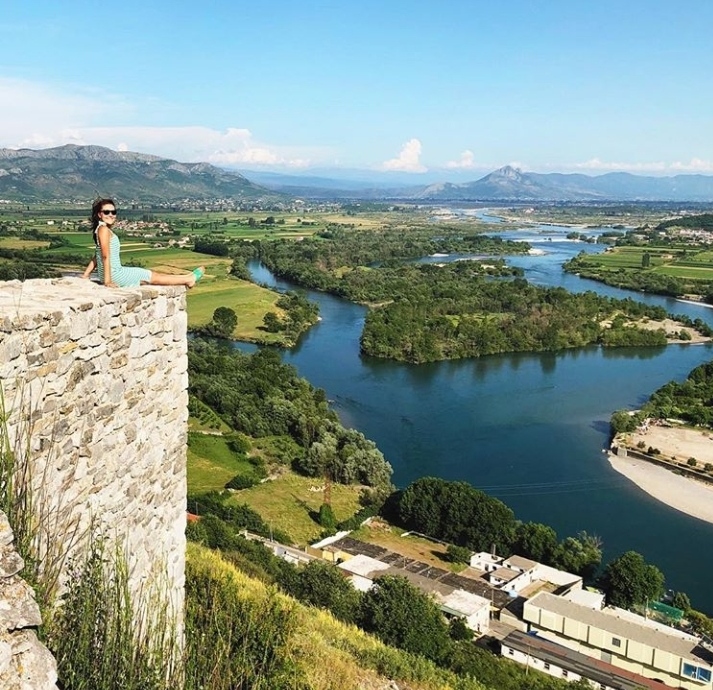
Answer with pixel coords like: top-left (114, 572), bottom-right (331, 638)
top-left (243, 218), bottom-right (713, 612)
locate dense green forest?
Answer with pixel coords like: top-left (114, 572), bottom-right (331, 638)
top-left (232, 226), bottom-right (706, 363)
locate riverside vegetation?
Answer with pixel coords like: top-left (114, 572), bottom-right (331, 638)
top-left (180, 338), bottom-right (713, 687)
top-left (231, 224), bottom-right (710, 362)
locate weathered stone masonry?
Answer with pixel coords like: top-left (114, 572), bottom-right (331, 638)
top-left (0, 511), bottom-right (57, 689)
top-left (0, 278), bottom-right (188, 659)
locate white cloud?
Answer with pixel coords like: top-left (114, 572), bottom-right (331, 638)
top-left (574, 158), bottom-right (713, 174)
top-left (445, 150), bottom-right (476, 169)
top-left (381, 138), bottom-right (427, 172)
top-left (669, 158), bottom-right (713, 173)
top-left (0, 78), bottom-right (320, 168)
top-left (0, 77), bottom-right (116, 148)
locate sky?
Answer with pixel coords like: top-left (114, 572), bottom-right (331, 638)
top-left (2, 0), bottom-right (712, 180)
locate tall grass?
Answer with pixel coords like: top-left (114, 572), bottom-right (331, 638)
top-left (184, 548), bottom-right (304, 690)
top-left (46, 539), bottom-right (181, 690)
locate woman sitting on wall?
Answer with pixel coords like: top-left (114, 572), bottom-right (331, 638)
top-left (82, 198), bottom-right (204, 288)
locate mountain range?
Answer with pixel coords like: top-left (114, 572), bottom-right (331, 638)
top-left (0, 145), bottom-right (273, 203)
top-left (249, 165), bottom-right (713, 202)
top-left (2, 145), bottom-right (713, 203)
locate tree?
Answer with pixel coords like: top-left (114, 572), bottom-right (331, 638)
top-left (263, 311), bottom-right (283, 332)
top-left (513, 522), bottom-right (558, 563)
top-left (288, 560), bottom-right (361, 623)
top-left (602, 551), bottom-right (665, 609)
top-left (359, 575), bottom-right (451, 662)
top-left (552, 532), bottom-right (602, 578)
top-left (446, 544), bottom-right (471, 564)
top-left (398, 477), bottom-right (516, 554)
top-left (318, 503), bottom-right (336, 530)
top-left (448, 617), bottom-right (473, 641)
top-left (672, 591), bottom-right (691, 612)
top-left (610, 410), bottom-right (639, 434)
top-left (211, 307), bottom-right (238, 337)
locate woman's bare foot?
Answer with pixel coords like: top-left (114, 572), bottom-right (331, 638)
top-left (187, 266), bottom-right (205, 288)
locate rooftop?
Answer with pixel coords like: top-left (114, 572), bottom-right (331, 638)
top-left (504, 631), bottom-right (667, 690)
top-left (506, 554), bottom-right (538, 571)
top-left (526, 592), bottom-right (713, 667)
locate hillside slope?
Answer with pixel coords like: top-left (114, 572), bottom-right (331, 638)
top-left (0, 144), bottom-right (276, 202)
top-left (186, 543), bottom-right (488, 690)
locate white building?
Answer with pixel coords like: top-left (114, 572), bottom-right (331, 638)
top-left (338, 553), bottom-right (491, 633)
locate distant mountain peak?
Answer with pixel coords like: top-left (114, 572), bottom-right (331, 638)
top-left (487, 165), bottom-right (523, 180)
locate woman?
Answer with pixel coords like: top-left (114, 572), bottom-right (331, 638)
top-left (82, 198), bottom-right (204, 288)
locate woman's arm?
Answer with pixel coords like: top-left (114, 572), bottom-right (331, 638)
top-left (81, 256), bottom-right (97, 278)
top-left (96, 224), bottom-right (117, 287)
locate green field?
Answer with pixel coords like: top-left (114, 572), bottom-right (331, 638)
top-left (187, 433), bottom-right (256, 492)
top-left (234, 473), bottom-right (362, 546)
top-left (656, 265), bottom-right (713, 279)
top-left (186, 424), bottom-right (363, 546)
top-left (576, 246), bottom-right (713, 281)
top-left (186, 278), bottom-right (287, 342)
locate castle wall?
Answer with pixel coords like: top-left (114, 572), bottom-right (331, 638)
top-left (0, 277), bottom-right (188, 638)
top-left (0, 510), bottom-right (58, 689)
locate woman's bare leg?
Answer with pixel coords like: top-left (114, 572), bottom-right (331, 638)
top-left (148, 266), bottom-right (205, 288)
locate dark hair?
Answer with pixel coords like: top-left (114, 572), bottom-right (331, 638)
top-left (91, 198), bottom-right (115, 244)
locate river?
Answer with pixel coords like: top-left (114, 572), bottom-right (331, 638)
top-left (244, 215), bottom-right (713, 612)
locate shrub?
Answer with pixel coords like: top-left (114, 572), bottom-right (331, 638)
top-left (446, 544), bottom-right (472, 564)
top-left (225, 474), bottom-right (259, 490)
top-left (318, 503), bottom-right (336, 529)
top-left (687, 457), bottom-right (697, 467)
top-left (227, 433), bottom-right (251, 454)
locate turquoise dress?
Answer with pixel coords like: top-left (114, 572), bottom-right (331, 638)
top-left (95, 231), bottom-right (152, 287)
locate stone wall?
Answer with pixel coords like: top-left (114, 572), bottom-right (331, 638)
top-left (0, 511), bottom-right (58, 689)
top-left (0, 277), bottom-right (188, 642)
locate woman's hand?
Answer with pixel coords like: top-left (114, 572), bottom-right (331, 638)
top-left (104, 281), bottom-right (118, 288)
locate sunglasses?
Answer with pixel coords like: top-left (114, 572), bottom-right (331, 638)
top-left (101, 209), bottom-right (117, 215)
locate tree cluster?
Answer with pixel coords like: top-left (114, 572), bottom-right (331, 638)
top-left (188, 340), bottom-right (393, 491)
top-left (395, 478), bottom-right (604, 578)
top-left (244, 227), bottom-right (694, 363)
top-left (193, 238), bottom-right (231, 256)
top-left (612, 359), bottom-right (713, 430)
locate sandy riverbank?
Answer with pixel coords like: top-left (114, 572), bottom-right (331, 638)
top-left (608, 451), bottom-right (713, 525)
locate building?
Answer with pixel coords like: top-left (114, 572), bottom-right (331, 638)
top-left (523, 591), bottom-right (713, 690)
top-left (502, 630), bottom-right (667, 690)
top-left (337, 553), bottom-right (491, 633)
top-left (470, 552), bottom-right (582, 596)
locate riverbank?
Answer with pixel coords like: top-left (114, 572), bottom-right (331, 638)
top-left (608, 451), bottom-right (713, 525)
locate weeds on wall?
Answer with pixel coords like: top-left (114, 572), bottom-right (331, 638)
top-left (1, 383), bottom-right (182, 690)
top-left (46, 538), bottom-right (181, 690)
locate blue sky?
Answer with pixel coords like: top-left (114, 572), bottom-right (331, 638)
top-left (2, 0), bottom-right (712, 179)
